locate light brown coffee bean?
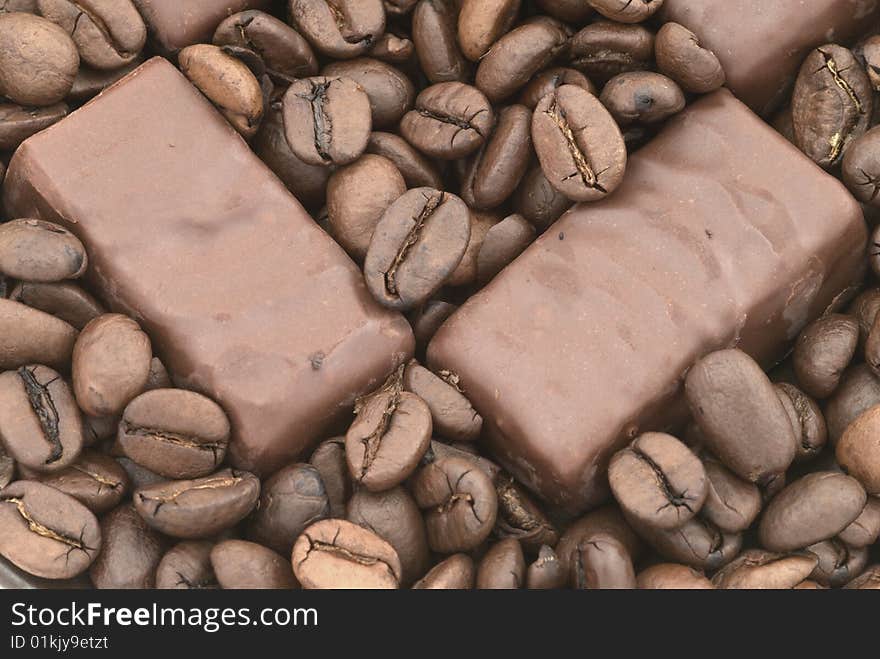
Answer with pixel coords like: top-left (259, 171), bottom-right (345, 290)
top-left (571, 532), bottom-right (636, 589)
top-left (89, 503), bottom-right (163, 589)
top-left (366, 132), bottom-right (444, 189)
top-left (794, 313), bottom-right (859, 398)
top-left (629, 513), bottom-right (741, 571)
top-left (10, 281), bottom-right (103, 330)
top-left (655, 22), bottom-right (725, 94)
top-left (712, 549), bottom-right (818, 589)
top-left (323, 58), bottom-right (415, 128)
top-left (412, 553), bottom-right (474, 589)
top-left (0, 103), bottom-right (67, 151)
top-left (568, 21), bottom-right (654, 84)
top-left (826, 364), bottom-right (880, 445)
top-left (700, 458), bottom-right (762, 533)
top-left (35, 449), bottom-right (128, 514)
top-left (211, 539), bottom-right (297, 589)
top-left (0, 219), bottom-right (86, 283)
top-left (403, 361), bottom-right (481, 442)
top-left (555, 505), bottom-right (642, 576)
top-left (155, 540), bottom-right (217, 589)
top-left (636, 563), bottom-right (713, 589)
top-left (0, 298), bottom-right (77, 370)
top-left (525, 545), bottom-right (566, 589)
top-left (458, 0), bottom-right (520, 62)
top-left (412, 0), bottom-right (470, 84)
top-left (599, 71), bottom-right (686, 126)
top-left (476, 537), bottom-right (524, 589)
top-left (837, 404), bottom-right (880, 494)
top-left (289, 0), bottom-right (386, 60)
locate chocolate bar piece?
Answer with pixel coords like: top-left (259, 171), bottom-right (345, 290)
top-left (659, 0), bottom-right (880, 115)
top-left (3, 58), bottom-right (413, 477)
top-left (428, 89), bottom-right (866, 513)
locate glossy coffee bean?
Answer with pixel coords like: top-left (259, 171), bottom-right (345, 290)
top-left (555, 505), bottom-right (642, 576)
top-left (0, 365), bottom-right (83, 473)
top-left (476, 538), bottom-right (524, 589)
top-left (837, 405), bottom-right (880, 494)
top-left (775, 383), bottom-right (827, 461)
top-left (493, 474), bottom-right (558, 551)
top-left (0, 480), bottom-right (100, 579)
top-left (712, 549), bottom-right (818, 589)
top-left (636, 563), bottom-right (713, 589)
top-left (700, 458), bottom-right (762, 533)
top-left (0, 299), bottom-right (76, 371)
top-left (412, 553), bottom-right (474, 589)
top-left (36, 449), bottom-right (128, 514)
top-left (525, 545), bottom-right (566, 589)
top-left (403, 361), bottom-right (481, 442)
top-left (513, 163), bottom-right (573, 231)
top-left (10, 282), bottom-right (104, 331)
top-left (292, 518), bottom-right (402, 589)
top-left (323, 58), bottom-right (414, 128)
top-left (843, 564), bottom-right (880, 589)
top-left (838, 496), bottom-right (880, 547)
top-left (412, 456), bottom-right (498, 553)
top-left (72, 314), bottom-right (152, 417)
top-left (825, 364), bottom-right (880, 445)
top-left (364, 188), bottom-right (471, 310)
top-left (412, 0), bottom-right (470, 84)
top-left (118, 389), bottom-right (230, 480)
top-left (571, 532), bottom-right (636, 589)
top-left (155, 541), bottom-right (217, 589)
top-left (599, 72), bottom-right (686, 126)
top-left (793, 313), bottom-right (858, 398)
top-left (457, 0), bottom-right (519, 62)
top-left (519, 67), bottom-right (596, 110)
top-left (89, 504), bottom-right (163, 589)
top-left (0, 219), bottom-right (86, 283)
top-left (655, 22), bottom-right (725, 94)
top-left (568, 22), bottom-right (654, 84)
top-left (475, 214), bottom-right (535, 285)
top-left (309, 438), bottom-right (351, 518)
top-left (446, 209), bottom-right (501, 287)
top-left (289, 0), bottom-right (386, 60)
top-left (0, 103), bottom-right (67, 151)
top-left (806, 538), bottom-right (868, 587)
top-left (630, 513), bottom-right (741, 571)
top-left (134, 468), bottom-right (260, 539)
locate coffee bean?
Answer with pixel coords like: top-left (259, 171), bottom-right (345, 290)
top-left (774, 383), bottom-right (827, 461)
top-left (859, 35), bottom-right (880, 91)
top-left (83, 413), bottom-right (116, 448)
top-left (844, 565), bottom-right (880, 589)
top-left (571, 531), bottom-right (636, 589)
top-left (72, 314), bottom-right (152, 417)
top-left (793, 314), bottom-right (858, 398)
top-left (400, 82), bottom-right (494, 160)
top-left (568, 22), bottom-right (654, 84)
top-left (838, 496), bottom-right (880, 547)
top-left (134, 468), bottom-right (260, 539)
top-left (655, 22), bottom-right (725, 94)
top-left (0, 219), bottom-right (87, 283)
top-left (247, 463), bottom-right (329, 555)
top-left (555, 505), bottom-right (642, 576)
top-left (525, 545), bottom-right (566, 589)
top-left (0, 13), bottom-right (79, 106)
top-left (155, 540), bottom-right (217, 589)
top-left (289, 0), bottom-right (386, 60)
top-left (700, 458), bottom-right (762, 533)
top-left (68, 59), bottom-right (141, 103)
top-left (368, 31), bottom-right (415, 64)
top-left (282, 76), bottom-right (372, 167)
top-left (588, 0), bottom-right (663, 23)
top-left (364, 188), bottom-right (471, 310)
top-left (408, 300), bottom-right (457, 357)
top-left (837, 405), bottom-right (880, 494)
top-left (89, 503), bottom-right (163, 589)
top-left (0, 299), bottom-right (77, 370)
top-left (36, 449), bottom-right (128, 514)
top-left (0, 0), bottom-right (36, 11)
top-left (412, 553), bottom-right (474, 589)
top-left (327, 154), bottom-right (406, 261)
top-left (384, 0), bottom-right (418, 16)
top-left (115, 456), bottom-right (164, 491)
top-left (210, 539), bottom-right (297, 589)
top-left (711, 549), bottom-right (818, 589)
top-left (792, 44), bottom-right (872, 169)
top-left (476, 537), bottom-right (524, 589)
top-left (870, 225), bottom-right (880, 277)
top-left (323, 58), bottom-right (415, 128)
top-left (636, 563), bottom-right (713, 589)
top-left (0, 103), bottom-right (67, 151)
top-left (532, 84), bottom-right (627, 202)
top-left (403, 361), bottom-right (481, 442)
top-left (10, 282), bottom-right (104, 331)
top-left (600, 71), bottom-right (686, 126)
top-left (446, 210), bottom-right (501, 287)
top-left (214, 10), bottom-right (318, 82)
top-left (37, 0), bottom-right (145, 71)
top-left (493, 473), bottom-right (558, 551)
top-left (118, 388), bottom-right (230, 480)
top-left (806, 538), bottom-right (867, 587)
top-left (609, 432), bottom-right (707, 530)
top-left (308, 438), bottom-right (350, 519)
top-left (345, 366), bottom-right (432, 489)
top-left (825, 365), bottom-right (880, 445)
top-left (458, 0), bottom-right (520, 62)
top-left (630, 513), bottom-right (741, 571)
top-left (476, 20), bottom-right (568, 104)
top-left (849, 289), bottom-right (880, 346)
top-left (475, 214), bottom-right (535, 284)
top-left (366, 131), bottom-right (444, 189)
top-left (685, 349), bottom-right (797, 486)
top-left (292, 518), bottom-right (402, 589)
top-left (519, 67), bottom-right (596, 110)
top-left (412, 0), bottom-right (470, 84)
top-left (0, 365), bottom-right (83, 473)
top-left (513, 163), bottom-right (573, 231)
top-left (535, 0), bottom-right (592, 22)
top-left (0, 443), bottom-right (13, 489)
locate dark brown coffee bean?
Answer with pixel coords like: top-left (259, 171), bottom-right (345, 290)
top-left (843, 128), bottom-right (880, 207)
top-left (0, 298), bottom-right (76, 370)
top-left (118, 388), bottom-right (230, 480)
top-left (89, 503), bottom-right (163, 589)
top-left (608, 432), bottom-right (707, 530)
top-left (568, 21), bottom-right (654, 84)
top-left (513, 163), bottom-right (573, 231)
top-left (0, 103), bottom-right (67, 151)
top-left (859, 35), bottom-right (880, 91)
top-left (475, 20), bottom-right (568, 104)
top-left (0, 443), bottom-right (13, 489)
top-left (588, 0), bottom-right (662, 23)
top-left (630, 512), bottom-right (741, 571)
top-left (863, 312), bottom-right (880, 380)
top-left (412, 455), bottom-right (498, 553)
top-left (289, 0), bottom-right (386, 60)
top-left (775, 383), bottom-right (827, 461)
top-left (134, 468), bottom-right (260, 539)
top-left (403, 361), bottom-right (481, 442)
top-left (476, 537), bottom-right (524, 589)
top-left (532, 84), bottom-right (627, 202)
top-left (571, 531), bottom-right (636, 589)
top-left (412, 0), bottom-right (470, 84)
top-left (0, 480), bottom-right (100, 579)
top-left (849, 289), bottom-right (880, 346)
top-left (155, 540), bottom-right (217, 589)
top-left (837, 405), bottom-right (880, 494)
top-left (792, 45), bottom-right (872, 169)
top-left (555, 505), bottom-right (642, 576)
top-left (72, 314), bottom-right (152, 417)
top-left (600, 71), bottom-right (686, 126)
top-left (408, 300), bottom-right (457, 356)
top-left (384, 0), bottom-right (418, 15)
top-left (327, 154), bottom-right (406, 262)
top-left (10, 281), bottom-right (103, 330)
top-left (309, 438), bottom-right (350, 518)
top-left (826, 364), bottom-right (880, 445)
top-left (345, 367), bottom-right (432, 490)
top-left (368, 31), bottom-right (415, 64)
top-left (366, 131), bottom-right (444, 189)
top-left (115, 456), bottom-right (164, 491)
top-left (282, 76), bottom-right (372, 167)
top-left (292, 518), bottom-right (402, 589)
top-left (871, 225), bottom-right (880, 277)
top-left (400, 82), bottom-right (494, 160)
top-left (838, 496), bottom-right (880, 547)
top-left (67, 59), bottom-right (141, 103)
top-left (36, 449), bottom-right (128, 514)
top-left (0, 365), bottom-right (83, 472)
top-left (685, 349), bottom-right (797, 485)
top-left (712, 549), bottom-right (818, 589)
top-left (475, 214), bottom-right (535, 284)
top-left (211, 539), bottom-right (297, 589)
top-left (806, 538), bottom-right (868, 587)
top-left (364, 188), bottom-right (471, 310)
top-left (654, 21), bottom-right (725, 94)
top-left (793, 314), bottom-right (858, 398)
top-left (535, 0), bottom-right (592, 22)
top-left (83, 413), bottom-right (116, 448)
top-left (412, 553), bottom-right (474, 589)
top-left (0, 219), bottom-right (86, 283)
top-left (493, 473), bottom-right (559, 551)
top-left (458, 0), bottom-right (520, 62)
top-left (636, 563), bottom-right (713, 589)
top-left (0, 13), bottom-right (79, 106)
top-left (519, 67), bottom-right (596, 110)
top-left (701, 457), bottom-right (762, 533)
top-left (323, 58), bottom-right (414, 128)
top-left (446, 209), bottom-right (500, 288)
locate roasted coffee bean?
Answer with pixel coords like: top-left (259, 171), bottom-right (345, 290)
top-left (599, 72), bottom-right (686, 126)
top-left (115, 456), bottom-right (164, 491)
top-left (0, 480), bottom-right (99, 579)
top-left (384, 0), bottom-right (418, 15)
top-left (608, 432), bottom-right (707, 531)
top-left (458, 0), bottom-right (520, 62)
top-left (10, 281), bottom-right (104, 331)
top-left (366, 132), bottom-right (444, 189)
top-left (0, 13), bottom-right (79, 106)
top-left (685, 349), bottom-right (797, 486)
top-left (571, 531), bottom-right (636, 590)
top-left (447, 209), bottom-right (501, 287)
top-left (524, 545), bottom-right (565, 589)
top-left (82, 413), bottom-right (116, 447)
top-left (475, 20), bottom-right (568, 104)
top-left (68, 59), bottom-right (140, 103)
top-left (400, 82), bottom-right (494, 160)
top-left (636, 563), bottom-right (713, 589)
top-left (412, 455), bottom-right (498, 553)
top-left (282, 76), bottom-right (372, 167)
top-left (211, 539), bottom-right (297, 589)
top-left (0, 0), bottom-right (36, 11)
top-left (0, 298), bottom-right (76, 370)
top-left (118, 389), bottom-right (230, 480)
top-left (476, 537), bottom-right (524, 589)
top-left (0, 365), bottom-right (82, 472)
top-left (155, 541), bottom-right (217, 589)
top-left (408, 300), bottom-right (457, 356)
top-left (403, 361), bottom-right (481, 442)
top-left (0, 219), bottom-right (86, 283)
top-left (493, 474), bottom-right (558, 550)
top-left (369, 31), bottom-right (415, 64)
top-left (859, 35), bottom-right (880, 91)
top-left (327, 154), bottom-right (406, 262)
top-left (655, 22), bottom-right (725, 94)
top-left (89, 503), bottom-right (163, 589)
top-left (847, 288), bottom-right (880, 346)
top-left (837, 405), bottom-right (880, 494)
top-left (700, 458), bottom-right (762, 533)
top-left (871, 225), bottom-right (880, 277)
top-left (568, 22), bottom-right (654, 84)
top-left (247, 463), bottom-right (329, 555)
top-left (0, 103), bottom-right (67, 151)
top-left (143, 357), bottom-right (171, 392)
top-left (323, 58), bottom-right (415, 128)
top-left (364, 188), bottom-right (471, 310)
top-left (843, 127), bottom-right (880, 207)
top-left (412, 0), bottom-right (469, 84)
top-left (460, 104), bottom-right (532, 210)
top-left (758, 472), bottom-right (866, 552)
top-left (426, 439), bottom-right (503, 480)
top-left (793, 313), bottom-right (858, 398)
top-left (347, 486), bottom-right (429, 586)
top-left (513, 163), bottom-right (573, 231)
top-left (476, 214), bottom-right (535, 284)
top-left (36, 449), bottom-right (128, 514)
top-left (292, 518), bottom-right (402, 589)
top-left (775, 383), bottom-right (827, 461)
top-left (289, 0), bottom-right (386, 60)
top-left (825, 364), bottom-right (880, 445)
top-left (630, 513), bottom-right (741, 571)
top-left (838, 496), bottom-right (880, 547)
top-left (806, 538), bottom-right (868, 587)
top-left (214, 10), bottom-right (318, 82)
top-left (535, 0), bottom-right (592, 22)
top-left (712, 549), bottom-right (817, 590)
top-left (412, 553), bottom-right (474, 589)
top-left (37, 0), bottom-right (145, 71)
top-left (844, 564), bottom-right (880, 589)
top-left (533, 84), bottom-right (627, 202)
top-left (588, 0), bottom-right (663, 23)
top-left (72, 314), bottom-right (152, 418)
top-left (792, 45), bottom-right (872, 169)
top-left (0, 443), bottom-right (13, 489)
top-left (519, 67), bottom-right (596, 110)
top-left (309, 438), bottom-right (351, 518)
top-left (555, 505), bottom-right (642, 576)
top-left (134, 468), bottom-right (260, 539)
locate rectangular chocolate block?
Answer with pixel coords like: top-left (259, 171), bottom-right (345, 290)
top-left (3, 57), bottom-right (413, 477)
top-left (659, 0), bottom-right (880, 115)
top-left (428, 89), bottom-right (866, 513)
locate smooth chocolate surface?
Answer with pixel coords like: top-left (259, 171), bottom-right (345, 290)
top-left (3, 57), bottom-right (413, 477)
top-left (428, 89), bottom-right (866, 513)
top-left (659, 0), bottom-right (880, 115)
